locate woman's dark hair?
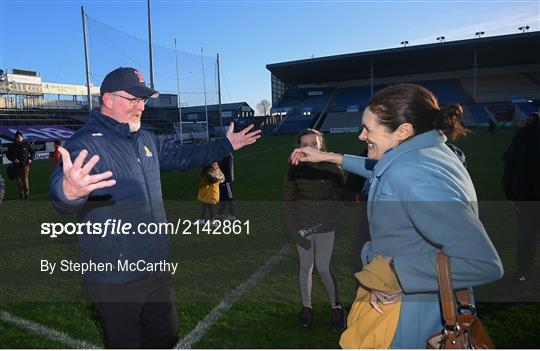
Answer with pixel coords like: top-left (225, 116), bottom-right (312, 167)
top-left (366, 83), bottom-right (469, 140)
top-left (295, 128), bottom-right (326, 151)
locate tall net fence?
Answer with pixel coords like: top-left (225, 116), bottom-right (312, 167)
top-left (86, 13), bottom-right (218, 108)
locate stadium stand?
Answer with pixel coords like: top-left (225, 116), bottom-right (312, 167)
top-left (320, 112), bottom-right (362, 132)
top-left (516, 102), bottom-right (538, 115)
top-left (459, 74), bottom-right (540, 103)
top-left (463, 105), bottom-right (492, 126)
top-left (180, 102), bottom-right (254, 121)
top-left (267, 32), bottom-right (540, 133)
top-left (330, 86), bottom-right (373, 112)
top-left (485, 103), bottom-right (515, 121)
top-left (273, 88), bottom-right (334, 134)
top-left (274, 114), bottom-right (314, 134)
top-left (0, 109), bottom-right (82, 128)
top-left (0, 68), bottom-right (253, 140)
top-left (415, 79), bottom-right (473, 104)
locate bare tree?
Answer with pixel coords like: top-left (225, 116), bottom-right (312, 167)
top-left (256, 99), bottom-right (271, 116)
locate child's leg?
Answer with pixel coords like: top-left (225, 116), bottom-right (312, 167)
top-left (313, 231), bottom-right (340, 308)
top-left (200, 203), bottom-right (209, 219)
top-left (208, 204), bottom-right (215, 220)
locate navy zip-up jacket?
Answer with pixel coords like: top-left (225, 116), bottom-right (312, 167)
top-left (49, 110), bottom-right (233, 284)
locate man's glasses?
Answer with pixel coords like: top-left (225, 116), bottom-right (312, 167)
top-left (112, 93), bottom-right (148, 106)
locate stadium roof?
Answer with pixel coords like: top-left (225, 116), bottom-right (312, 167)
top-left (266, 32), bottom-right (540, 84)
top-left (181, 102), bottom-right (253, 114)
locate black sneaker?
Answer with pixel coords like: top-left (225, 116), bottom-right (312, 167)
top-left (299, 307), bottom-right (313, 327)
top-left (514, 273), bottom-right (531, 283)
top-left (508, 271), bottom-right (532, 284)
top-left (330, 305), bottom-right (346, 330)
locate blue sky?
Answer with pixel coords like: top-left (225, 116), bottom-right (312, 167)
top-left (0, 0), bottom-right (538, 112)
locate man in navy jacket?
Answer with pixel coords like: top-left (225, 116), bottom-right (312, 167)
top-left (49, 67), bottom-right (260, 348)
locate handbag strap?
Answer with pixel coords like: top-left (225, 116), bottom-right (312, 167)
top-left (436, 252), bottom-right (458, 328)
top-left (455, 289), bottom-right (472, 309)
top-left (436, 252), bottom-right (474, 329)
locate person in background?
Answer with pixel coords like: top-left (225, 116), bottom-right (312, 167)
top-left (7, 131), bottom-right (35, 200)
top-left (196, 162), bottom-right (225, 225)
top-left (216, 154), bottom-right (236, 220)
top-left (283, 128), bottom-right (346, 330)
top-left (502, 112), bottom-right (540, 283)
top-left (52, 139), bottom-right (62, 166)
top-left (290, 83), bottom-right (503, 348)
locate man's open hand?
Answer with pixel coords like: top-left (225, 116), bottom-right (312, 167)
top-left (58, 147), bottom-right (116, 201)
top-left (226, 123), bottom-right (261, 150)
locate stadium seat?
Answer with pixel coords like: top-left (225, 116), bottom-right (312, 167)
top-left (320, 112), bottom-right (363, 131)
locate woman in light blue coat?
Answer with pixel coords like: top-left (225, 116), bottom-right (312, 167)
top-left (291, 83), bottom-right (503, 348)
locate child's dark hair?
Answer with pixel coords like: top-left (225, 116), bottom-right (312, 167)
top-left (295, 128), bottom-right (326, 151)
top-left (202, 163), bottom-right (214, 173)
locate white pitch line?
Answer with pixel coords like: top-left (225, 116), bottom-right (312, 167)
top-left (175, 243), bottom-right (291, 349)
top-left (0, 309), bottom-right (100, 349)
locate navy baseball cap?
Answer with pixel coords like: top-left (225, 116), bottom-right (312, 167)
top-left (100, 67), bottom-right (159, 98)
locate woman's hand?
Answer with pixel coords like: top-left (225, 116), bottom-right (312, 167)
top-left (369, 289), bottom-right (402, 315)
top-left (290, 147), bottom-right (343, 165)
top-left (369, 255), bottom-right (401, 315)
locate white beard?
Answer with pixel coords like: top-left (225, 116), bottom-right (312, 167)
top-left (129, 120), bottom-right (141, 132)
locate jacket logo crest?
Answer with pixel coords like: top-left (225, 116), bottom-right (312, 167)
top-left (144, 145), bottom-right (153, 157)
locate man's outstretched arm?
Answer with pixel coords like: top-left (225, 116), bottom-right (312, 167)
top-left (158, 123), bottom-right (261, 171)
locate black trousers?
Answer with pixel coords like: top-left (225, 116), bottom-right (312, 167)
top-left (85, 272), bottom-right (179, 349)
top-left (200, 203), bottom-right (215, 219)
top-left (515, 201), bottom-right (540, 275)
top-left (217, 182), bottom-right (235, 216)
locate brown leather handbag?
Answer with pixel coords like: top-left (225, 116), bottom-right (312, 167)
top-left (427, 252), bottom-right (495, 349)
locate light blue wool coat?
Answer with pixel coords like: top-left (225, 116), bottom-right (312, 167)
top-left (342, 129), bottom-right (503, 349)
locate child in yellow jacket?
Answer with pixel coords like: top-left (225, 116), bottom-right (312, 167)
top-left (196, 162), bottom-right (225, 225)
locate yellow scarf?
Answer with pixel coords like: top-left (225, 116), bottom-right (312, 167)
top-left (339, 256), bottom-right (402, 349)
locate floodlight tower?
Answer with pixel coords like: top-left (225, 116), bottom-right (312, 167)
top-left (475, 31), bottom-right (485, 38)
top-left (147, 0), bottom-right (155, 89)
top-left (436, 36), bottom-right (445, 43)
top-left (400, 41), bottom-right (409, 47)
top-left (518, 25), bottom-right (530, 33)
